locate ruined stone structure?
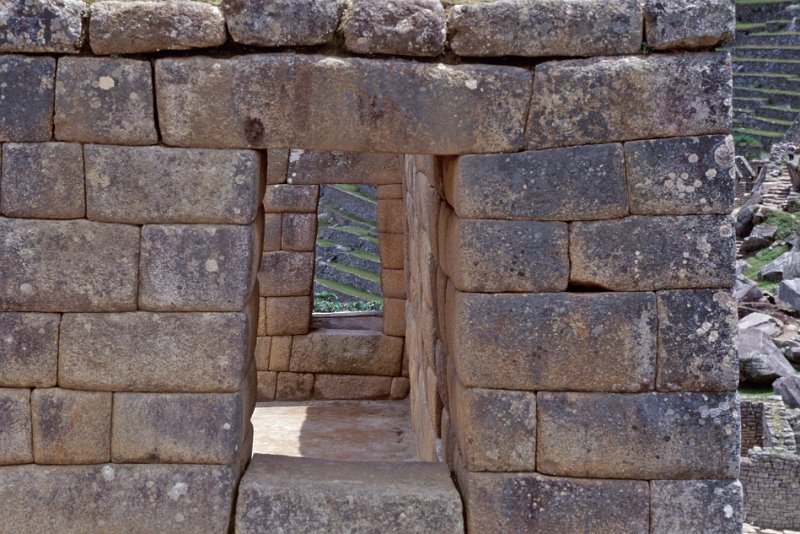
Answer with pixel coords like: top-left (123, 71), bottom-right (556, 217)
top-left (0, 0), bottom-right (742, 532)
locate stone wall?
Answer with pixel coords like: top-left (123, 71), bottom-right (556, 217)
top-left (0, 0), bottom-right (741, 532)
top-left (741, 451), bottom-right (800, 529)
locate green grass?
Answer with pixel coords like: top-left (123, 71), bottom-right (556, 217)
top-left (762, 104), bottom-right (800, 112)
top-left (734, 132), bottom-right (765, 147)
top-left (762, 211), bottom-right (800, 240)
top-left (739, 385), bottom-right (777, 398)
top-left (734, 85), bottom-right (800, 97)
top-left (744, 244), bottom-right (790, 292)
top-left (328, 261), bottom-right (381, 284)
top-left (313, 291), bottom-right (382, 313)
top-left (314, 281), bottom-right (383, 305)
top-left (333, 225), bottom-right (379, 243)
top-left (733, 127), bottom-right (787, 138)
top-left (750, 115), bottom-right (797, 126)
top-left (734, 72), bottom-right (800, 78)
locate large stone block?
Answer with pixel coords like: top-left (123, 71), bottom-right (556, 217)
top-left (264, 184), bottom-right (319, 213)
top-left (313, 374), bottom-right (393, 400)
top-left (275, 372), bottom-right (314, 400)
top-left (155, 54), bottom-right (532, 154)
top-left (59, 312), bottom-right (250, 392)
top-left (625, 135), bottom-right (736, 215)
top-left (112, 392), bottom-right (243, 464)
top-left (0, 0), bottom-right (84, 53)
top-left (236, 455), bottom-right (463, 534)
top-left (448, 372), bottom-right (536, 472)
top-left (528, 53), bottom-right (732, 149)
top-left (0, 218), bottom-right (139, 312)
top-left (0, 313), bottom-right (59, 388)
top-left (90, 1), bottom-right (227, 54)
top-left (447, 0), bottom-right (642, 58)
top-left (379, 232), bottom-right (405, 269)
top-left (342, 0), bottom-right (445, 57)
top-left (378, 199), bottom-right (405, 234)
top-left (258, 251), bottom-right (315, 297)
top-left (55, 57), bottom-right (158, 145)
top-left (458, 469), bottom-right (649, 534)
top-left (223, 0), bottom-right (343, 47)
top-left (645, 0), bottom-right (736, 50)
top-left (281, 213), bottom-right (317, 251)
top-left (287, 150), bottom-right (403, 185)
top-left (570, 215), bottom-right (736, 291)
top-left (445, 143), bottom-right (628, 220)
top-left (449, 292), bottom-right (656, 392)
top-left (0, 463), bottom-right (238, 533)
top-left (85, 145), bottom-right (261, 224)
top-left (267, 149), bottom-right (289, 183)
top-left (31, 388), bottom-right (112, 464)
top-left (537, 392), bottom-right (740, 479)
top-left (1, 143), bottom-right (85, 219)
top-left (657, 289), bottom-right (738, 392)
top-left (290, 329), bottom-right (403, 376)
top-left (265, 297), bottom-right (311, 336)
top-left (0, 388), bottom-right (32, 465)
top-left (139, 224), bottom-right (258, 311)
top-left (650, 479), bottom-right (742, 534)
top-left (445, 218), bottom-right (568, 292)
top-left (0, 55), bottom-right (55, 142)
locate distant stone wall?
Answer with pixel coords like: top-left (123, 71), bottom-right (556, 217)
top-left (742, 401), bottom-right (768, 453)
top-left (741, 450), bottom-right (800, 529)
top-left (0, 0), bottom-right (741, 532)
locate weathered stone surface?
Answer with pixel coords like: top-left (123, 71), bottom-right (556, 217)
top-left (446, 218), bottom-right (568, 292)
top-left (275, 372), bottom-right (314, 400)
top-left (139, 224), bottom-right (258, 311)
top-left (258, 252), bottom-right (314, 297)
top-left (528, 53), bottom-right (732, 149)
top-left (85, 145), bottom-right (261, 224)
top-left (657, 289), bottom-right (738, 392)
top-left (778, 278), bottom-right (800, 311)
top-left (0, 388), bottom-right (32, 465)
top-left (342, 0), bottom-right (445, 57)
top-left (112, 392), bottom-right (243, 464)
top-left (457, 470), bottom-right (649, 534)
top-left (236, 455), bottom-right (463, 534)
top-left (0, 463), bottom-right (238, 533)
top-left (55, 57), bottom-right (157, 145)
top-left (760, 251), bottom-right (800, 281)
top-left (59, 312), bottom-right (249, 392)
top-left (223, 0), bottom-right (342, 47)
top-left (256, 371), bottom-right (277, 401)
top-left (313, 374), bottom-right (392, 400)
top-left (570, 215), bottom-right (735, 291)
top-left (738, 328), bottom-right (796, 385)
top-left (263, 213), bottom-right (282, 252)
top-left (740, 224), bottom-right (777, 255)
top-left (445, 143), bottom-right (627, 220)
top-left (738, 312), bottom-right (783, 337)
top-left (264, 184), bottom-right (319, 213)
top-left (288, 150), bottom-right (403, 185)
top-left (0, 56), bottom-right (55, 142)
top-left (650, 480), bottom-right (742, 534)
top-left (645, 0), bottom-right (736, 50)
top-left (269, 336), bottom-right (292, 371)
top-left (0, 313), bottom-right (59, 388)
top-left (1, 143), bottom-right (84, 219)
top-left (625, 135), bottom-right (736, 215)
top-left (449, 291), bottom-right (656, 391)
top-left (254, 337), bottom-right (270, 370)
top-left (0, 218), bottom-right (139, 312)
top-left (90, 1), bottom-right (226, 54)
top-left (31, 388), bottom-right (111, 464)
top-left (156, 54), bottom-right (532, 154)
top-left (381, 269), bottom-right (406, 299)
top-left (0, 0), bottom-right (84, 53)
top-left (265, 297), bottom-right (311, 336)
top-left (448, 372), bottom-right (536, 471)
top-left (735, 274), bottom-right (763, 302)
top-left (378, 184), bottom-right (403, 199)
top-left (383, 298), bottom-right (406, 337)
top-left (380, 232), bottom-right (405, 269)
top-left (447, 0), bottom-right (642, 58)
top-left (281, 213), bottom-right (317, 251)
top-left (267, 149), bottom-right (289, 183)
top-left (537, 392), bottom-right (740, 479)
top-left (291, 329), bottom-right (403, 376)
top-left (773, 375), bottom-right (800, 409)
top-left (391, 376), bottom-right (410, 400)
top-left (378, 199), bottom-right (405, 234)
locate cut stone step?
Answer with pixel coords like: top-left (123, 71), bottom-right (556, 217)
top-left (235, 455), bottom-right (464, 534)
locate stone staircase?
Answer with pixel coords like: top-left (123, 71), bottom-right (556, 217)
top-left (727, 0), bottom-right (800, 159)
top-left (315, 184), bottom-right (383, 304)
top-left (235, 454), bottom-right (464, 533)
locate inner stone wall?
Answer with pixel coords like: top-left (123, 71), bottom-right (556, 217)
top-left (0, 0), bottom-right (742, 532)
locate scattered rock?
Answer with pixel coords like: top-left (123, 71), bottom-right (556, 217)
top-left (741, 225), bottom-right (778, 254)
top-left (738, 328), bottom-right (796, 385)
top-left (778, 279), bottom-right (800, 310)
top-left (737, 260), bottom-right (749, 276)
top-left (773, 376), bottom-right (800, 409)
top-left (739, 312), bottom-right (784, 337)
top-left (782, 341), bottom-right (800, 365)
top-left (759, 252), bottom-right (793, 281)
